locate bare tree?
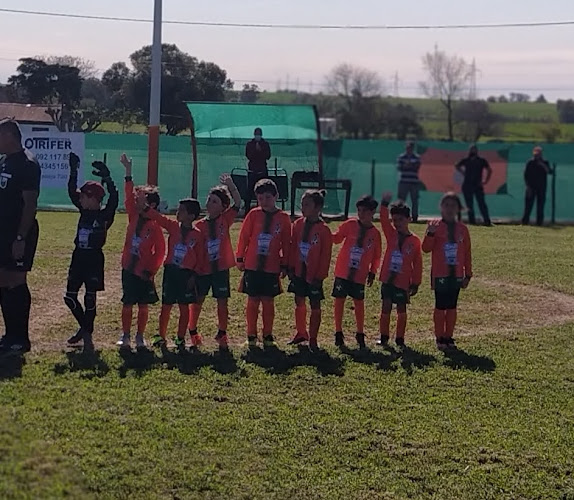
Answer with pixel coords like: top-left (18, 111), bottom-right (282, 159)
top-left (420, 47), bottom-right (473, 141)
top-left (36, 55), bottom-right (98, 79)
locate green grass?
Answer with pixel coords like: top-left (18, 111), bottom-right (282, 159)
top-left (1, 213), bottom-right (574, 499)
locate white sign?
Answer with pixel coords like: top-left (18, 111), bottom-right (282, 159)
top-left (21, 129), bottom-right (85, 189)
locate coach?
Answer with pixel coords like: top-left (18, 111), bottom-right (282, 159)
top-left (397, 141), bottom-right (422, 223)
top-left (244, 127), bottom-right (271, 212)
top-left (522, 146), bottom-right (552, 226)
top-left (0, 118), bottom-right (41, 356)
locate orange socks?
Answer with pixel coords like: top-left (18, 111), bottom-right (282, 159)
top-left (295, 303), bottom-right (308, 336)
top-left (261, 300), bottom-right (275, 336)
top-left (121, 305), bottom-right (133, 334)
top-left (433, 309), bottom-right (446, 338)
top-left (309, 308), bottom-right (321, 340)
top-left (445, 309), bottom-right (457, 338)
top-left (379, 313), bottom-right (391, 336)
top-left (334, 298), bottom-right (345, 332)
top-left (246, 298), bottom-right (260, 337)
top-left (217, 299), bottom-right (228, 331)
top-left (396, 312), bottom-right (407, 340)
top-left (159, 305), bottom-right (172, 338)
top-left (353, 299), bottom-right (365, 333)
top-left (137, 305), bottom-right (149, 334)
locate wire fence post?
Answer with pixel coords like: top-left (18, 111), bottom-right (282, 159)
top-left (551, 162), bottom-right (557, 225)
top-left (370, 159), bottom-right (376, 197)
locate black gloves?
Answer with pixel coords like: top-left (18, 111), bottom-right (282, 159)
top-left (92, 161), bottom-right (111, 181)
top-left (69, 152), bottom-right (80, 173)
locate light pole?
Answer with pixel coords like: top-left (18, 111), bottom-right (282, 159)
top-left (147, 0), bottom-right (162, 186)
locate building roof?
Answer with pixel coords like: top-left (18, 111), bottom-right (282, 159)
top-left (0, 103), bottom-right (56, 125)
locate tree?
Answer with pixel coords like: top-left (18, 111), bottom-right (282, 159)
top-left (540, 123), bottom-right (561, 143)
top-left (81, 78), bottom-right (110, 108)
top-left (487, 96), bottom-right (497, 103)
top-left (240, 84), bottom-right (260, 103)
top-left (509, 92), bottom-right (530, 103)
top-left (557, 99), bottom-right (574, 124)
top-left (37, 55), bottom-right (98, 79)
top-left (535, 94), bottom-right (547, 104)
top-left (498, 95), bottom-right (509, 103)
top-left (384, 103), bottom-right (423, 140)
top-left (454, 100), bottom-right (502, 142)
top-left (420, 47), bottom-right (473, 141)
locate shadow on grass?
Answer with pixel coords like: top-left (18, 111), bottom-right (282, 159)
top-left (161, 348), bottom-right (241, 376)
top-left (118, 347), bottom-right (160, 378)
top-left (399, 346), bottom-right (437, 375)
top-left (0, 355), bottom-right (26, 380)
top-left (442, 347), bottom-right (496, 373)
top-left (53, 349), bottom-right (110, 379)
top-left (339, 345), bottom-right (399, 372)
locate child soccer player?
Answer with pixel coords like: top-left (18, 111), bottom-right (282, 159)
top-left (422, 192), bottom-right (472, 351)
top-left (377, 192), bottom-right (422, 348)
top-left (190, 174), bottom-right (241, 350)
top-left (65, 153), bottom-right (119, 350)
top-left (117, 154), bottom-right (165, 350)
top-left (236, 178), bottom-right (291, 347)
top-left (287, 190), bottom-right (333, 350)
top-left (144, 196), bottom-right (204, 352)
top-left (332, 195), bottom-right (382, 348)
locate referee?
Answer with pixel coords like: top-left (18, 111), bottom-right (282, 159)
top-left (0, 118), bottom-right (41, 356)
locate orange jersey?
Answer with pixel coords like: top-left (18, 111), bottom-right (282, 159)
top-left (333, 219), bottom-right (382, 285)
top-left (236, 207), bottom-right (291, 274)
top-left (422, 220), bottom-right (472, 286)
top-left (378, 205), bottom-right (423, 290)
top-left (121, 180), bottom-right (165, 277)
top-left (146, 209), bottom-right (205, 271)
top-left (195, 206), bottom-right (238, 275)
top-left (289, 218), bottom-right (333, 284)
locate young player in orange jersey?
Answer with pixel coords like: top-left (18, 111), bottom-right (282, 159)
top-left (422, 192), bottom-right (472, 351)
top-left (236, 179), bottom-right (291, 347)
top-left (332, 195), bottom-right (382, 349)
top-left (144, 197), bottom-right (205, 352)
top-left (377, 192), bottom-right (423, 348)
top-left (190, 174), bottom-right (241, 350)
top-left (287, 190), bottom-right (333, 350)
top-left (117, 154), bottom-right (166, 350)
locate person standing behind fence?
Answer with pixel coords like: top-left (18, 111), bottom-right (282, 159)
top-left (522, 146), bottom-right (552, 226)
top-left (244, 127), bottom-right (271, 213)
top-left (455, 145), bottom-right (493, 227)
top-left (397, 141), bottom-right (422, 223)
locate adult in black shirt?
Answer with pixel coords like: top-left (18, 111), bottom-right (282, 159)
top-left (522, 146), bottom-right (552, 226)
top-left (0, 118), bottom-right (41, 356)
top-left (455, 145), bottom-right (493, 226)
top-left (244, 127), bottom-right (271, 212)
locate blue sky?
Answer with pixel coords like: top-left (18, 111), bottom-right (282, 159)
top-left (1, 0), bottom-right (574, 100)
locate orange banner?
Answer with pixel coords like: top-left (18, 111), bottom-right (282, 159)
top-left (418, 148), bottom-right (508, 195)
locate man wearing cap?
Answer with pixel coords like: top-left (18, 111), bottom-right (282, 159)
top-left (244, 127), bottom-right (272, 213)
top-left (522, 146), bottom-right (552, 226)
top-left (397, 141), bottom-right (422, 222)
top-left (0, 118), bottom-right (41, 356)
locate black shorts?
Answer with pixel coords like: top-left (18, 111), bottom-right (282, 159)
top-left (197, 270), bottom-right (231, 299)
top-left (240, 270), bottom-right (282, 298)
top-left (0, 220), bottom-right (39, 272)
top-left (67, 249), bottom-right (105, 291)
top-left (162, 265), bottom-right (197, 305)
top-left (121, 269), bottom-right (159, 306)
top-left (381, 283), bottom-right (409, 305)
top-left (434, 278), bottom-right (461, 310)
top-left (288, 276), bottom-right (325, 301)
top-left (332, 277), bottom-right (365, 301)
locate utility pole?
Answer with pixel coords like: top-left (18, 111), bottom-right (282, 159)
top-left (393, 71), bottom-right (400, 97)
top-left (147, 0), bottom-right (162, 186)
top-left (469, 58), bottom-right (477, 100)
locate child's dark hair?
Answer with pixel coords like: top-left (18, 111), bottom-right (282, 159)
top-left (390, 200), bottom-right (411, 219)
top-left (254, 178), bottom-right (278, 197)
top-left (138, 185), bottom-right (160, 208)
top-left (209, 185), bottom-right (231, 209)
top-left (440, 191), bottom-right (463, 211)
top-left (356, 194), bottom-right (378, 212)
top-left (0, 117), bottom-right (22, 142)
top-left (179, 198), bottom-right (201, 218)
top-left (302, 189), bottom-right (326, 209)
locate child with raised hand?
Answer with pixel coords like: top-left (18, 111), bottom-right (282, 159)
top-left (117, 154), bottom-right (166, 350)
top-left (377, 191), bottom-right (422, 348)
top-left (236, 178), bottom-right (291, 348)
top-left (287, 190), bottom-right (333, 350)
top-left (332, 195), bottom-right (382, 349)
top-left (191, 174), bottom-right (241, 350)
top-left (144, 196), bottom-right (204, 352)
top-left (422, 192), bottom-right (472, 351)
top-left (65, 153), bottom-right (119, 351)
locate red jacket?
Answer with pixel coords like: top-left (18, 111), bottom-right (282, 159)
top-left (289, 217), bottom-right (333, 284)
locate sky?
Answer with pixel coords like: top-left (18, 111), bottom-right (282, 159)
top-left (1, 0), bottom-right (574, 101)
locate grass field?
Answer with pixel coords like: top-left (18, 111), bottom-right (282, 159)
top-left (1, 213), bottom-right (574, 499)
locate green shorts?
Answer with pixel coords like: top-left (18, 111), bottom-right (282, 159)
top-left (331, 277), bottom-right (365, 301)
top-left (288, 276), bottom-right (325, 301)
top-left (121, 269), bottom-right (159, 306)
top-left (196, 270), bottom-right (231, 299)
top-left (434, 276), bottom-right (463, 292)
top-left (162, 264), bottom-right (198, 305)
top-left (240, 270), bottom-right (282, 298)
top-left (381, 283), bottom-right (410, 305)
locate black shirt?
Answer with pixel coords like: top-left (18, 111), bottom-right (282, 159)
top-left (0, 149), bottom-right (41, 239)
top-left (524, 158), bottom-right (550, 190)
top-left (68, 171), bottom-right (119, 251)
top-left (456, 155), bottom-right (490, 187)
top-left (245, 139), bottom-right (271, 174)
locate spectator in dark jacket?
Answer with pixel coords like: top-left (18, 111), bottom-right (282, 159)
top-left (522, 146), bottom-right (552, 226)
top-left (244, 128), bottom-right (272, 212)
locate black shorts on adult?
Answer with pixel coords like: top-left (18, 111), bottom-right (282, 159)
top-left (332, 277), bottom-right (365, 301)
top-left (0, 220), bottom-right (39, 272)
top-left (197, 270), bottom-right (231, 299)
top-left (67, 248), bottom-right (105, 291)
top-left (121, 269), bottom-right (159, 305)
top-left (162, 264), bottom-right (197, 305)
top-left (381, 283), bottom-right (409, 305)
top-left (288, 276), bottom-right (325, 301)
top-left (240, 270), bottom-right (281, 298)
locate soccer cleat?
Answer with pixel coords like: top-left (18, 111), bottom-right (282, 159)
top-left (263, 335), bottom-right (276, 348)
top-left (67, 329), bottom-right (84, 346)
top-left (135, 334), bottom-right (146, 349)
top-left (445, 337), bottom-right (457, 349)
top-left (0, 335), bottom-right (6, 349)
top-left (174, 336), bottom-right (186, 352)
top-left (0, 340), bottom-right (31, 357)
top-left (246, 336), bottom-right (258, 347)
top-left (436, 337), bottom-right (448, 351)
top-left (117, 333), bottom-right (131, 349)
top-left (309, 338), bottom-right (319, 351)
top-left (288, 333), bottom-right (309, 345)
top-left (151, 334), bottom-right (167, 348)
top-left (83, 332), bottom-right (95, 352)
top-left (215, 331), bottom-right (229, 350)
top-left (356, 333), bottom-right (367, 349)
top-left (395, 337), bottom-right (405, 348)
top-left (334, 331), bottom-right (345, 347)
top-left (376, 335), bottom-right (390, 347)
top-left (190, 333), bottom-right (203, 348)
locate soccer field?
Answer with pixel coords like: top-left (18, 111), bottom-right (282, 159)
top-left (1, 213), bottom-right (574, 499)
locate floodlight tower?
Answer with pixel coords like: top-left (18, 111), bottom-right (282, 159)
top-left (148, 0), bottom-right (162, 185)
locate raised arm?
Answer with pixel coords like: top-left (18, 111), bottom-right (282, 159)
top-left (67, 153), bottom-right (82, 209)
top-left (92, 160), bottom-right (119, 226)
top-left (422, 220), bottom-right (440, 253)
top-left (144, 206), bottom-right (179, 233)
top-left (121, 154), bottom-right (136, 217)
top-left (220, 173), bottom-right (242, 210)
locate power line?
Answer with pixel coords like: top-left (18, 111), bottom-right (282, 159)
top-left (1, 8), bottom-right (574, 30)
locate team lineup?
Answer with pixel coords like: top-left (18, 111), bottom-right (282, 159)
top-left (62, 152), bottom-right (472, 354)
